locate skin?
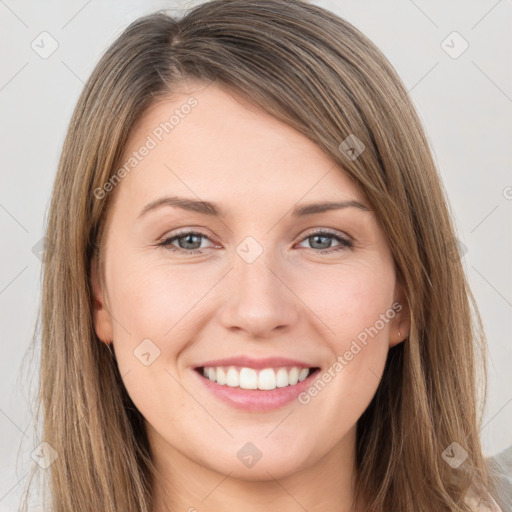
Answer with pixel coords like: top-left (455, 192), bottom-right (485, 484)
top-left (91, 79), bottom-right (410, 512)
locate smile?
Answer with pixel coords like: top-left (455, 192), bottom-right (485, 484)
top-left (197, 365), bottom-right (317, 390)
top-left (193, 362), bottom-right (321, 412)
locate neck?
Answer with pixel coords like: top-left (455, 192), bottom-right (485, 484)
top-left (150, 426), bottom-right (361, 512)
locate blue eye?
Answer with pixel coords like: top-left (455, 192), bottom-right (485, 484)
top-left (158, 231), bottom-right (213, 254)
top-left (158, 229), bottom-right (352, 255)
top-left (297, 230), bottom-right (353, 253)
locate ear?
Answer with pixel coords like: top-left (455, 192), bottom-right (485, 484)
top-left (389, 280), bottom-right (411, 348)
top-left (90, 254), bottom-right (114, 345)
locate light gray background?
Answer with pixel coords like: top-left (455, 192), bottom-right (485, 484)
top-left (1, 1), bottom-right (511, 510)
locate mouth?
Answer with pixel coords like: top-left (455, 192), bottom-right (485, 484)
top-left (194, 365), bottom-right (321, 391)
top-left (192, 356), bottom-right (322, 411)
top-left (193, 364), bottom-right (321, 412)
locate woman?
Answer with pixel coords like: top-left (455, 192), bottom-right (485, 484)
top-left (23, 0), bottom-right (507, 510)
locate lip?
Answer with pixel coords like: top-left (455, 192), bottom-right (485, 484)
top-left (193, 356), bottom-right (314, 370)
top-left (192, 363), bottom-right (321, 413)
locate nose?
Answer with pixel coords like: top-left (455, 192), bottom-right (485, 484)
top-left (218, 248), bottom-right (300, 339)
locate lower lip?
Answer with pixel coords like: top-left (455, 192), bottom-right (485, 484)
top-left (193, 368), bottom-right (320, 412)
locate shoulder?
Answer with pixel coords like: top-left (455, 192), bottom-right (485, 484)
top-left (464, 488), bottom-right (503, 512)
top-left (485, 446), bottom-right (512, 512)
top-left (463, 446), bottom-right (512, 512)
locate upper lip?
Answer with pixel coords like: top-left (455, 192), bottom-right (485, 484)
top-left (194, 356), bottom-right (317, 370)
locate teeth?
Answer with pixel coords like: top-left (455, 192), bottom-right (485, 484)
top-left (207, 367), bottom-right (216, 381)
top-left (216, 367), bottom-right (226, 385)
top-left (298, 368), bottom-right (309, 382)
top-left (258, 368), bottom-right (276, 390)
top-left (226, 367), bottom-right (239, 387)
top-left (239, 367), bottom-right (258, 389)
top-left (200, 366), bottom-right (313, 390)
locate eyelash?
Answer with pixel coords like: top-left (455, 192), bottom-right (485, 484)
top-left (157, 229), bottom-right (353, 255)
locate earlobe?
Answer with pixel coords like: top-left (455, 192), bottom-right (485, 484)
top-left (389, 282), bottom-right (411, 348)
top-left (390, 327), bottom-right (407, 348)
top-left (90, 255), bottom-right (114, 344)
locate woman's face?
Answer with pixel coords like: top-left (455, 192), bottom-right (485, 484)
top-left (92, 80), bottom-right (408, 481)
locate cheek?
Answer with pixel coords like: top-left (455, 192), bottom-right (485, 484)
top-left (102, 237), bottom-right (396, 474)
top-left (292, 259), bottom-right (394, 422)
top-left (105, 256), bottom-right (199, 433)
top-left (106, 250), bottom-right (218, 341)
top-left (295, 257), bottom-right (396, 344)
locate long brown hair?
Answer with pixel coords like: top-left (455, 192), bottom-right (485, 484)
top-left (22, 0), bottom-right (502, 510)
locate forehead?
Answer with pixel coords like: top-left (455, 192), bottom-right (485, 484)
top-left (114, 82), bottom-right (366, 212)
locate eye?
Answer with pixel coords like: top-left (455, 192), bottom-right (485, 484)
top-left (296, 230), bottom-right (352, 253)
top-left (158, 230), bottom-right (216, 254)
top-left (157, 228), bottom-right (353, 255)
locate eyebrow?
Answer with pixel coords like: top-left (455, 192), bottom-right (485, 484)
top-left (136, 195), bottom-right (371, 221)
